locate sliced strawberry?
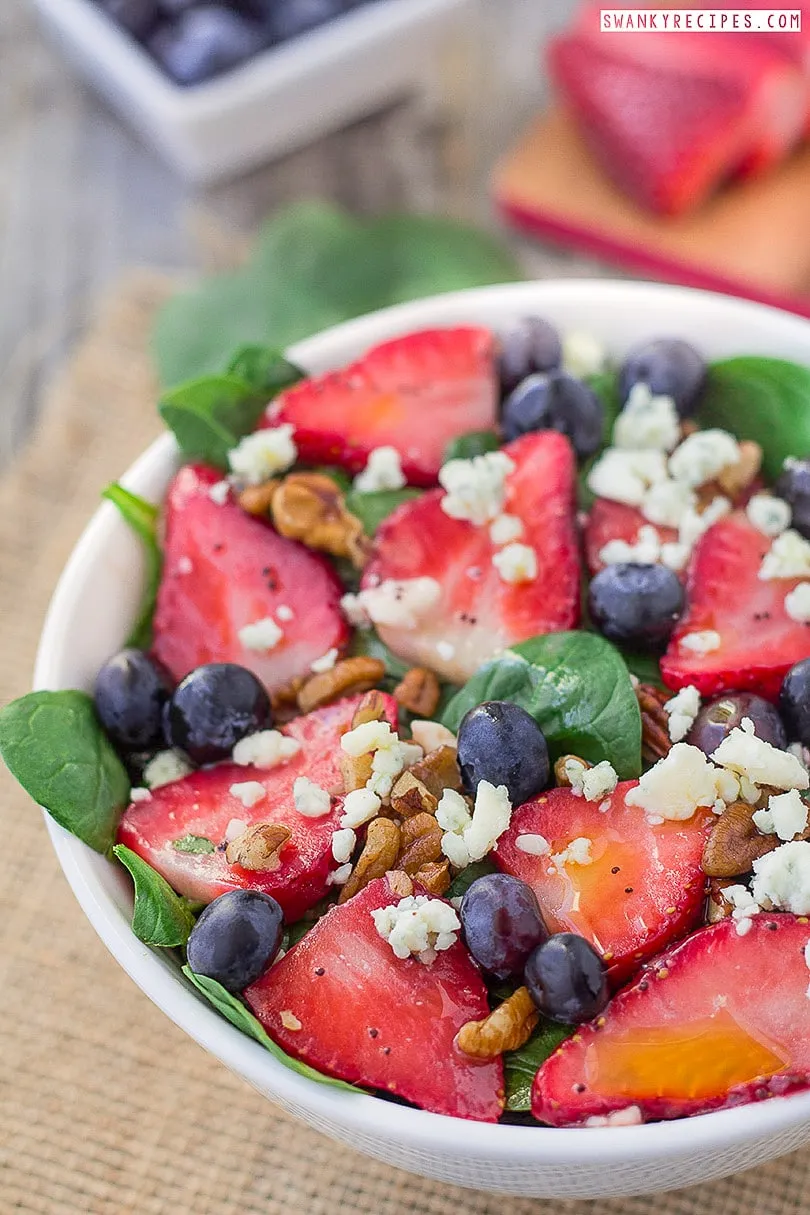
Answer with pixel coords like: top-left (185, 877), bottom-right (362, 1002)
top-left (495, 782), bottom-right (712, 985)
top-left (661, 512), bottom-right (810, 700)
top-left (360, 432), bottom-right (580, 683)
top-left (116, 694), bottom-right (398, 919)
top-left (532, 915), bottom-right (810, 1125)
top-left (583, 499), bottom-right (679, 579)
top-left (151, 463), bottom-right (348, 693)
top-left (244, 874), bottom-right (504, 1120)
top-left (264, 327), bottom-right (497, 487)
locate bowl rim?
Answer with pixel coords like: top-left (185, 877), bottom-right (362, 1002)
top-left (33, 278), bottom-right (810, 1166)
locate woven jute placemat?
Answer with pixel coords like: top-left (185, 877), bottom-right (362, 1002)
top-left (2, 273), bottom-right (810, 1214)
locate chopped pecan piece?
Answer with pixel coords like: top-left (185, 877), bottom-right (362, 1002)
top-left (457, 987), bottom-right (539, 1058)
top-left (297, 656), bottom-right (385, 715)
top-left (408, 745), bottom-right (463, 800)
top-left (413, 859), bottom-right (451, 896)
top-left (390, 770), bottom-right (439, 819)
top-left (636, 683), bottom-right (672, 765)
top-left (271, 472), bottom-right (371, 568)
top-left (338, 817), bottom-right (401, 904)
top-left (340, 750), bottom-right (374, 794)
top-left (387, 869), bottom-right (414, 897)
top-left (705, 878), bottom-right (735, 924)
top-left (351, 689), bottom-right (388, 728)
top-left (716, 440), bottom-right (762, 498)
top-left (702, 801), bottom-right (780, 878)
top-left (238, 479), bottom-right (280, 516)
top-left (396, 812), bottom-right (444, 874)
top-left (270, 676), bottom-right (305, 723)
top-left (553, 754), bottom-right (591, 788)
top-left (394, 667), bottom-right (441, 718)
top-left (225, 823), bottom-right (291, 871)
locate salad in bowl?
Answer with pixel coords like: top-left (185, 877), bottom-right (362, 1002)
top-left (8, 281), bottom-right (810, 1198)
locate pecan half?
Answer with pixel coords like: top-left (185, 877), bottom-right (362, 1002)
top-left (352, 689), bottom-right (388, 728)
top-left (390, 770), bottom-right (439, 819)
top-left (271, 472), bottom-right (371, 568)
top-left (413, 859), bottom-right (451, 896)
top-left (226, 823), bottom-right (291, 871)
top-left (297, 656), bottom-right (385, 715)
top-left (408, 745), bottom-right (463, 800)
top-left (702, 801), bottom-right (780, 878)
top-left (238, 479), bottom-right (280, 516)
top-left (338, 817), bottom-right (401, 904)
top-left (457, 987), bottom-right (539, 1058)
top-left (394, 667), bottom-right (441, 718)
top-left (553, 754), bottom-right (591, 788)
top-left (636, 683), bottom-right (671, 765)
top-left (396, 812), bottom-right (444, 874)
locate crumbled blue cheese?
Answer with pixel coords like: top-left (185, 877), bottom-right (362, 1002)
top-left (584, 1106), bottom-right (643, 1128)
top-left (492, 542), bottom-right (537, 584)
top-left (436, 788), bottom-right (472, 835)
top-left (746, 493), bottom-right (791, 538)
top-left (751, 840), bottom-right (810, 914)
top-left (346, 577), bottom-right (441, 630)
top-left (371, 894), bottom-right (461, 962)
top-left (785, 582), bottom-right (810, 623)
top-left (276, 604), bottom-right (294, 622)
top-left (663, 685), bottom-right (701, 744)
top-left (561, 330), bottom-right (605, 378)
top-left (339, 592), bottom-right (371, 628)
top-left (587, 449), bottom-right (668, 507)
top-left (436, 640), bottom-right (456, 662)
top-left (331, 827), bottom-right (356, 864)
top-left (339, 787), bottom-right (382, 829)
top-left (613, 384), bottom-right (681, 452)
top-left (624, 743), bottom-right (737, 820)
top-left (752, 788), bottom-right (808, 841)
top-left (232, 730), bottom-right (301, 768)
top-left (599, 525), bottom-right (662, 567)
top-left (711, 718), bottom-right (809, 791)
top-left (224, 817), bottom-right (248, 843)
top-left (143, 749), bottom-right (192, 789)
top-left (410, 720), bottom-right (457, 753)
top-left (238, 617), bottom-right (283, 652)
top-left (328, 863), bottom-right (353, 887)
top-left (293, 776), bottom-right (332, 818)
top-left (341, 720), bottom-right (398, 758)
top-left (228, 424), bottom-right (297, 484)
top-left (679, 630), bottom-right (721, 655)
top-left (353, 446), bottom-right (406, 493)
top-left (581, 761), bottom-right (618, 802)
top-left (551, 837), bottom-right (593, 869)
top-left (129, 787), bottom-right (152, 803)
top-left (723, 883), bottom-right (760, 933)
top-left (439, 451), bottom-right (515, 526)
top-left (438, 782), bottom-right (512, 868)
top-left (668, 429), bottom-right (740, 488)
top-left (228, 780), bottom-right (267, 809)
top-left (208, 479), bottom-right (231, 505)
top-left (515, 833), bottom-right (550, 855)
top-left (489, 513), bottom-right (524, 546)
top-left (641, 478), bottom-right (697, 529)
top-left (177, 556), bottom-right (193, 575)
top-left (310, 647), bottom-right (339, 673)
top-left (677, 496), bottom-right (731, 549)
top-left (760, 530), bottom-right (810, 580)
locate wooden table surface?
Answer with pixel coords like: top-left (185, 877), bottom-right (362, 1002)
top-left (0, 0), bottom-right (609, 469)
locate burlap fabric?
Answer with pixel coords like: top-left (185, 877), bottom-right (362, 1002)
top-left (2, 274), bottom-right (810, 1214)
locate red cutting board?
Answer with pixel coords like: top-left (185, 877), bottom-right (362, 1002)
top-left (493, 109), bottom-right (810, 318)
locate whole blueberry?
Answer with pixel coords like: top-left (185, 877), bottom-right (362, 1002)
top-left (264, 0), bottom-right (348, 41)
top-left (775, 458), bottom-right (810, 540)
top-left (524, 933), bottom-right (608, 1025)
top-left (163, 662), bottom-right (271, 763)
top-left (781, 658), bottom-right (810, 746)
top-left (498, 318), bottom-right (562, 398)
top-left (618, 338), bottom-right (706, 418)
top-left (94, 649), bottom-right (172, 751)
top-left (187, 890), bottom-right (284, 992)
top-left (460, 874), bottom-right (548, 980)
top-left (588, 563), bottom-right (684, 650)
top-left (501, 372), bottom-right (603, 460)
top-left (687, 693), bottom-right (787, 756)
top-left (457, 701), bottom-right (550, 805)
top-left (99, 0), bottom-right (160, 39)
top-left (148, 6), bottom-right (267, 85)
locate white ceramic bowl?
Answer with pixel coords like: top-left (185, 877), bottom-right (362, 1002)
top-left (34, 281), bottom-right (810, 1199)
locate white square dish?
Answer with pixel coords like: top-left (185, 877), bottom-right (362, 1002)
top-left (30, 0), bottom-right (476, 183)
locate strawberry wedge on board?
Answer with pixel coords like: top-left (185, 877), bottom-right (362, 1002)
top-left (360, 432), bottom-right (580, 684)
top-left (583, 499), bottom-right (679, 579)
top-left (151, 463), bottom-right (349, 694)
top-left (532, 915), bottom-right (810, 1126)
top-left (244, 875), bottom-right (504, 1121)
top-left (264, 327), bottom-right (498, 486)
top-left (116, 694), bottom-right (398, 919)
top-left (661, 512), bottom-right (810, 700)
top-left (495, 782), bottom-right (712, 985)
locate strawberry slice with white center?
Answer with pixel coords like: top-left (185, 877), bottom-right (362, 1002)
top-left (264, 327), bottom-right (498, 486)
top-left (532, 915), bottom-right (810, 1125)
top-left (116, 694), bottom-right (398, 919)
top-left (661, 512), bottom-right (810, 700)
top-left (243, 875), bottom-right (504, 1121)
top-left (151, 463), bottom-right (348, 693)
top-left (359, 432), bottom-right (580, 683)
top-left (495, 782), bottom-right (712, 985)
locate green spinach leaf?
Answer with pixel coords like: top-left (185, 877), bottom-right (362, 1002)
top-left (443, 431), bottom-right (501, 463)
top-left (700, 357), bottom-right (810, 481)
top-left (504, 1018), bottom-right (573, 1112)
top-left (158, 374), bottom-right (266, 469)
top-left (348, 629), bottom-right (411, 681)
top-left (345, 488), bottom-right (422, 536)
top-left (101, 483), bottom-right (162, 649)
top-left (225, 344), bottom-right (303, 397)
top-left (446, 859), bottom-right (497, 900)
top-left (182, 966), bottom-right (362, 1093)
top-left (172, 834), bottom-right (216, 854)
top-left (0, 690), bottom-right (130, 853)
top-left (113, 844), bottom-right (196, 947)
top-left (153, 202), bottom-right (523, 386)
top-left (441, 632), bottom-right (641, 778)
